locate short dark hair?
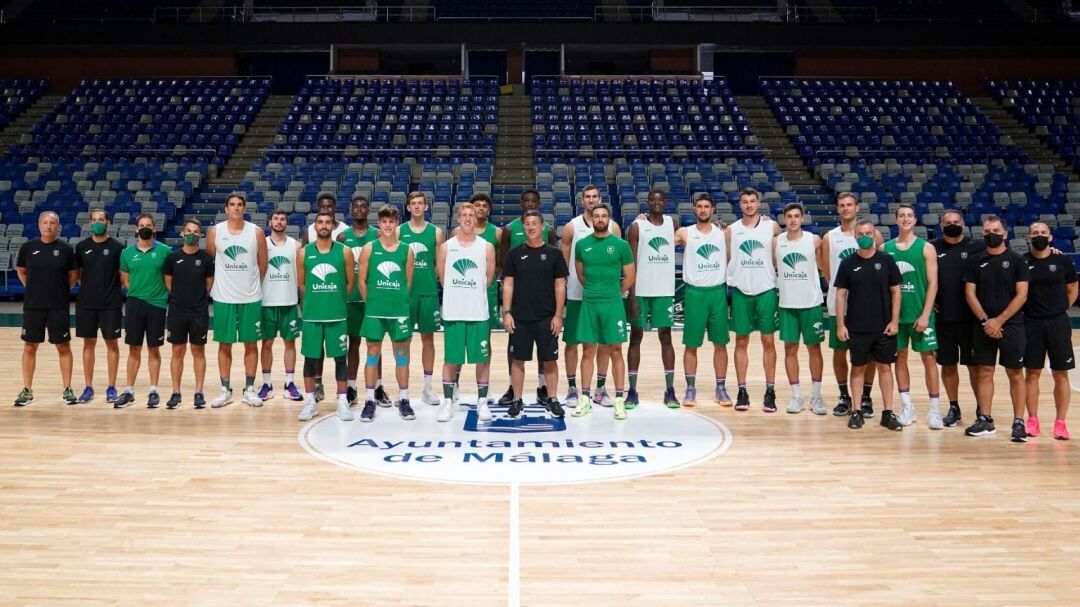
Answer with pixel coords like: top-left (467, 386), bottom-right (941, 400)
top-left (837, 191), bottom-right (859, 205)
top-left (783, 202), bottom-right (805, 216)
top-left (522, 209), bottom-right (543, 222)
top-left (226, 192), bottom-right (247, 206)
top-left (377, 204), bottom-right (400, 221)
top-left (135, 212), bottom-right (155, 227)
top-left (316, 192), bottom-right (336, 205)
top-left (406, 191), bottom-right (427, 206)
top-left (315, 210), bottom-right (336, 223)
top-left (270, 208), bottom-right (289, 221)
top-left (520, 188), bottom-right (540, 201)
top-left (941, 208), bottom-right (964, 222)
top-left (183, 218), bottom-right (202, 231)
top-left (469, 192), bottom-right (492, 205)
top-left (854, 219), bottom-right (876, 231)
top-left (350, 194), bottom-right (369, 205)
top-left (648, 189), bottom-right (666, 200)
top-left (590, 203), bottom-right (612, 217)
top-left (582, 184), bottom-right (601, 196)
top-left (894, 203), bottom-right (915, 217)
top-left (89, 208), bottom-right (110, 222)
top-left (739, 187), bottom-right (760, 202)
top-left (982, 214), bottom-right (1007, 230)
top-left (693, 192), bottom-right (713, 205)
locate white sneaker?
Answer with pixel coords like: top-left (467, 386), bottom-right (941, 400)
top-left (210, 388), bottom-right (233, 408)
top-left (927, 405), bottom-right (944, 430)
top-left (476, 398), bottom-right (493, 422)
top-left (809, 395), bottom-right (826, 415)
top-left (422, 388), bottom-right (439, 406)
top-left (594, 388), bottom-right (614, 407)
top-left (298, 401), bottom-right (318, 422)
top-left (336, 397), bottom-right (354, 421)
top-left (898, 402), bottom-right (916, 426)
top-left (786, 396), bottom-right (805, 414)
top-left (243, 387), bottom-right (263, 407)
top-left (436, 398), bottom-right (455, 422)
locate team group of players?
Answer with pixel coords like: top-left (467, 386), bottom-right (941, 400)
top-left (13, 186), bottom-right (1077, 440)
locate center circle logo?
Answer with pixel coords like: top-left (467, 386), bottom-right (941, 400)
top-left (299, 399), bottom-right (733, 485)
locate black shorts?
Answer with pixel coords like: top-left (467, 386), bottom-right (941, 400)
top-left (849, 332), bottom-right (897, 367)
top-left (22, 308), bottom-right (70, 344)
top-left (1024, 315), bottom-right (1074, 371)
top-left (75, 307), bottom-right (122, 340)
top-left (167, 313), bottom-right (209, 346)
top-left (935, 319), bottom-right (974, 366)
top-left (125, 298), bottom-right (166, 347)
top-left (971, 321), bottom-right (1026, 369)
top-left (508, 317), bottom-right (560, 362)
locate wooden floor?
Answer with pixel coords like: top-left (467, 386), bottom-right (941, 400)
top-left (2, 326), bottom-right (1078, 606)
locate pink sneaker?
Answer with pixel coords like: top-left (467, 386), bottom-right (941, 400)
top-left (1026, 416), bottom-right (1041, 438)
top-left (1054, 420), bottom-right (1070, 440)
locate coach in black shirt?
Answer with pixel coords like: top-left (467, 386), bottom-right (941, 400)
top-left (964, 215), bottom-right (1030, 442)
top-left (15, 211), bottom-right (77, 407)
top-left (164, 219), bottom-right (215, 410)
top-left (834, 219), bottom-right (902, 431)
top-left (1021, 221), bottom-right (1077, 441)
top-left (502, 209), bottom-right (569, 418)
top-left (74, 209), bottom-right (125, 404)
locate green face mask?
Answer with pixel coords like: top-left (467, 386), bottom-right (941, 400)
top-left (90, 221), bottom-right (107, 236)
top-left (183, 233), bottom-right (199, 246)
top-left (856, 235), bottom-right (875, 250)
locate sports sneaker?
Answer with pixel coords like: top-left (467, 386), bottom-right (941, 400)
top-left (314, 383), bottom-right (325, 403)
top-left (360, 400), bottom-right (376, 422)
top-left (715, 385), bottom-right (733, 406)
top-left (763, 387), bottom-right (777, 413)
top-left (546, 397), bottom-right (565, 419)
top-left (1025, 416), bottom-right (1040, 438)
top-left (146, 391), bottom-right (160, 409)
top-left (625, 389), bottom-right (640, 409)
top-left (193, 392), bottom-right (207, 409)
top-left (594, 388), bottom-right (614, 407)
top-left (786, 395), bottom-right (804, 414)
top-left (421, 387), bottom-right (439, 406)
top-left (77, 386), bottom-right (94, 404)
top-left (14, 384), bottom-right (33, 403)
top-left (860, 399), bottom-right (875, 419)
top-left (848, 409), bottom-right (865, 429)
top-left (113, 391), bottom-right (134, 409)
top-left (536, 385), bottom-right (549, 402)
top-left (210, 388), bottom-right (233, 408)
top-left (374, 385), bottom-right (392, 407)
top-left (1054, 419), bottom-right (1070, 440)
top-left (397, 398), bottom-right (416, 420)
top-left (476, 399), bottom-right (493, 422)
top-left (942, 403), bottom-right (962, 427)
top-left (336, 397), bottom-right (354, 422)
top-left (662, 387), bottom-right (680, 409)
top-left (1011, 419), bottom-right (1028, 443)
top-left (880, 409), bottom-right (903, 431)
top-left (62, 387), bottom-right (77, 406)
top-left (898, 401), bottom-right (916, 426)
top-left (105, 386), bottom-right (118, 403)
top-left (347, 386), bottom-right (359, 406)
top-left (498, 386), bottom-right (514, 406)
top-left (927, 405), bottom-right (944, 430)
top-left (964, 414), bottom-right (996, 437)
top-left (508, 399), bottom-right (524, 418)
top-left (565, 388), bottom-right (578, 404)
top-left (833, 395), bottom-right (852, 416)
top-left (298, 401), bottom-right (318, 422)
top-left (684, 386), bottom-right (698, 408)
top-left (614, 397), bottom-right (628, 420)
top-left (734, 388), bottom-right (750, 411)
top-left (436, 398), bottom-right (455, 422)
top-left (166, 393), bottom-right (182, 410)
top-left (257, 383), bottom-right (274, 400)
top-left (810, 395), bottom-right (826, 415)
top-left (572, 394), bottom-right (593, 417)
top-left (284, 382), bottom-right (304, 401)
top-left (242, 387), bottom-right (263, 407)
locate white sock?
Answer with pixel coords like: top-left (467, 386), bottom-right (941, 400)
top-left (348, 379), bottom-right (357, 389)
top-left (338, 392), bottom-right (348, 403)
top-left (812, 381), bottom-right (822, 397)
top-left (125, 386), bottom-right (134, 394)
top-left (262, 372), bottom-right (271, 386)
top-left (423, 374), bottom-right (432, 391)
top-left (376, 377), bottom-right (383, 388)
top-left (285, 372), bottom-right (294, 385)
top-left (929, 396), bottom-right (940, 410)
top-left (399, 388), bottom-right (409, 402)
top-left (149, 386), bottom-right (158, 394)
top-left (900, 392), bottom-right (913, 406)
top-left (366, 388), bottom-right (375, 400)
top-left (538, 374), bottom-right (547, 388)
top-left (790, 383), bottom-right (801, 399)
top-left (303, 392), bottom-right (315, 404)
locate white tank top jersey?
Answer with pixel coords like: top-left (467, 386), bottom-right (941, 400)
top-left (261, 235), bottom-right (299, 307)
top-left (775, 231), bottom-right (823, 309)
top-left (210, 220), bottom-right (263, 304)
top-left (565, 214), bottom-right (594, 301)
top-left (306, 222), bottom-right (346, 243)
top-left (825, 226), bottom-right (858, 316)
top-left (441, 236), bottom-right (490, 321)
top-left (683, 223), bottom-right (728, 287)
top-left (633, 215), bottom-right (676, 297)
top-left (728, 217), bottom-right (777, 295)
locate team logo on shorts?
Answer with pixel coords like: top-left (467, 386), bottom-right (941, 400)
top-left (338, 334), bottom-right (348, 350)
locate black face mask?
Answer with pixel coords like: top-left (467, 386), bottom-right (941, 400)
top-left (942, 224), bottom-right (963, 238)
top-left (1031, 235), bottom-right (1050, 251)
top-left (137, 227), bottom-right (154, 240)
top-left (984, 233), bottom-right (1004, 248)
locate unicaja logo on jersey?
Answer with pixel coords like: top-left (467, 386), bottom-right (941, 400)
top-left (781, 251), bottom-right (810, 280)
top-left (376, 261), bottom-right (402, 289)
top-left (896, 260), bottom-right (916, 292)
top-left (267, 255), bottom-right (291, 281)
top-left (451, 257), bottom-right (479, 288)
top-left (738, 239), bottom-right (766, 267)
top-left (310, 263), bottom-right (339, 292)
top-left (694, 243), bottom-right (724, 271)
top-left (222, 245), bottom-right (250, 271)
top-left (646, 236), bottom-right (670, 263)
top-left (408, 242), bottom-right (429, 268)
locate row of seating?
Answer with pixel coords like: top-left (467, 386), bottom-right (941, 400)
top-left (0, 80), bottom-right (49, 129)
top-left (989, 80), bottom-right (1080, 173)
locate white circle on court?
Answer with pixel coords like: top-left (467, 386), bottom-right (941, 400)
top-left (299, 398), bottom-right (733, 486)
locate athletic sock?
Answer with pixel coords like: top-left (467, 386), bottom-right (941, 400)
top-left (616, 389), bottom-right (624, 398)
top-left (716, 376), bottom-right (725, 388)
top-left (125, 386), bottom-right (134, 394)
top-left (220, 378), bottom-right (230, 390)
top-left (567, 375), bottom-right (577, 391)
top-left (538, 374), bottom-right (547, 388)
top-left (348, 379), bottom-right (357, 390)
top-left (811, 378), bottom-right (822, 398)
top-left (376, 377), bottom-right (384, 389)
top-left (765, 382), bottom-right (775, 391)
top-left (443, 381), bottom-right (454, 399)
top-left (478, 381), bottom-right (489, 401)
top-left (929, 393), bottom-right (940, 409)
top-left (597, 374), bottom-right (607, 390)
top-left (245, 375), bottom-right (255, 389)
top-left (304, 391), bottom-right (315, 404)
top-left (862, 383), bottom-right (873, 400)
top-left (838, 382), bottom-right (849, 398)
top-left (366, 386), bottom-right (375, 401)
top-left (899, 390), bottom-right (912, 406)
top-left (628, 370), bottom-right (638, 391)
top-left (423, 372), bottom-right (432, 392)
top-left (399, 388), bottom-right (409, 402)
top-left (790, 383), bottom-right (801, 399)
top-left (149, 385), bottom-right (158, 394)
top-left (262, 372), bottom-right (271, 386)
top-left (664, 369), bottom-right (674, 390)
top-left (284, 371), bottom-right (294, 385)
top-left (686, 373), bottom-right (696, 388)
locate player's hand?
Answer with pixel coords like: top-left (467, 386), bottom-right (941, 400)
top-left (884, 321), bottom-right (898, 336)
top-left (984, 316), bottom-right (1003, 336)
top-left (550, 315), bottom-right (562, 335)
top-left (837, 324), bottom-right (849, 342)
top-left (914, 314), bottom-right (930, 333)
top-left (503, 313), bottom-right (515, 334)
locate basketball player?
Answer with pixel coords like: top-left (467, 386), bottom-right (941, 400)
top-left (339, 195), bottom-right (387, 405)
top-left (963, 215), bottom-right (1029, 442)
top-left (626, 189), bottom-right (679, 408)
top-left (296, 211), bottom-right (355, 422)
top-left (74, 209), bottom-right (123, 404)
top-left (113, 213), bottom-right (170, 409)
top-left (561, 184), bottom-right (620, 407)
top-left (774, 203), bottom-right (825, 415)
top-left (357, 205), bottom-right (415, 422)
top-left (258, 210), bottom-right (303, 402)
top-left (820, 192), bottom-right (879, 417)
top-left (884, 204), bottom-right (940, 428)
top-left (435, 202), bottom-right (496, 422)
top-left (676, 194), bottom-right (730, 407)
top-left (572, 203), bottom-right (635, 421)
top-left (14, 211), bottom-right (77, 407)
top-left (726, 187), bottom-right (781, 412)
top-left (304, 193), bottom-right (346, 244)
top-left (206, 193), bottom-right (268, 408)
top-left (1022, 221), bottom-right (1077, 440)
top-left (398, 191), bottom-right (443, 407)
top-left (833, 220), bottom-right (902, 431)
top-left (163, 219), bottom-right (214, 409)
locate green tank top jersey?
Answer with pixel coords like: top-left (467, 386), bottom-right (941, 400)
top-left (506, 218), bottom-right (551, 250)
top-left (302, 241), bottom-right (348, 322)
top-left (478, 223), bottom-right (499, 297)
top-left (398, 222), bottom-right (438, 296)
top-left (341, 226), bottom-right (378, 302)
top-left (365, 239), bottom-right (411, 318)
top-left (884, 236), bottom-right (931, 324)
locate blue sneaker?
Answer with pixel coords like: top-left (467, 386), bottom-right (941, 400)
top-left (257, 383), bottom-right (274, 400)
top-left (77, 386), bottom-right (94, 404)
top-left (105, 386), bottom-right (118, 403)
top-left (565, 388), bottom-right (578, 404)
top-left (625, 389), bottom-right (640, 410)
top-left (284, 382), bottom-right (303, 401)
